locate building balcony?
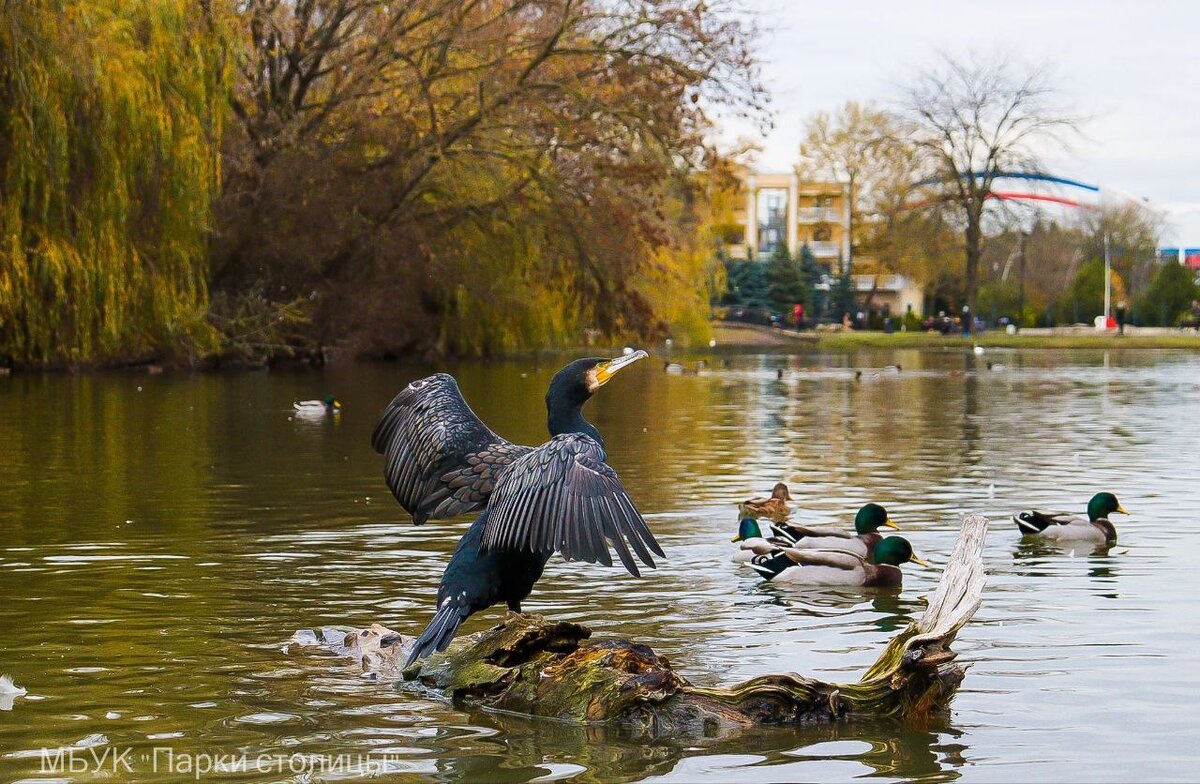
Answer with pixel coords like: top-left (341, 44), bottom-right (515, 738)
top-left (853, 274), bottom-right (913, 292)
top-left (797, 207), bottom-right (842, 224)
top-left (802, 241), bottom-right (841, 258)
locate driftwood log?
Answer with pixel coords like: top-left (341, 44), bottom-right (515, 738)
top-left (295, 515), bottom-right (988, 733)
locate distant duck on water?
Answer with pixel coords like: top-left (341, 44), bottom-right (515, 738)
top-left (855, 365), bottom-right (900, 381)
top-left (664, 361), bottom-right (707, 375)
top-left (1013, 492), bottom-right (1128, 544)
top-left (294, 395), bottom-right (342, 415)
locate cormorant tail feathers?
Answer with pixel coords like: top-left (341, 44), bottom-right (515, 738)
top-left (405, 599), bottom-right (470, 667)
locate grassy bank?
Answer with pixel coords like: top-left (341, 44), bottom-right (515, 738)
top-left (711, 322), bottom-right (1200, 351)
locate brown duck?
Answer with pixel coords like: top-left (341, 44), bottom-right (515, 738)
top-left (738, 482), bottom-right (792, 522)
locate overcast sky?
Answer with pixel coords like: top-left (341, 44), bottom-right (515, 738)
top-left (726, 0), bottom-right (1198, 246)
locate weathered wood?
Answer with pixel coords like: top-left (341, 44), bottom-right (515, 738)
top-left (296, 515), bottom-right (989, 733)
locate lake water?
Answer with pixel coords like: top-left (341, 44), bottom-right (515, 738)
top-left (1, 348), bottom-right (1198, 782)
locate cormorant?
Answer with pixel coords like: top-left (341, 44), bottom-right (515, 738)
top-left (371, 351), bottom-right (662, 666)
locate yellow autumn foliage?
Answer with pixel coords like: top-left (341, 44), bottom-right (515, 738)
top-left (0, 0), bottom-right (228, 365)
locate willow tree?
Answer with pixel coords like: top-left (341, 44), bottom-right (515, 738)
top-left (0, 0), bottom-right (228, 365)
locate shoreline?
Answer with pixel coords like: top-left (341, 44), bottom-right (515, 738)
top-left (710, 322), bottom-right (1200, 351)
top-left (5, 323), bottom-right (1200, 375)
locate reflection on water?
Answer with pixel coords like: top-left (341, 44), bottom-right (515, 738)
top-left (1, 348), bottom-right (1199, 782)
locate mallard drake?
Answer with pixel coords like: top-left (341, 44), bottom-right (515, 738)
top-left (749, 536), bottom-right (928, 587)
top-left (293, 395), bottom-right (342, 415)
top-left (739, 482), bottom-right (792, 521)
top-left (729, 518), bottom-right (795, 563)
top-left (770, 503), bottom-right (898, 558)
top-left (1012, 492), bottom-right (1127, 544)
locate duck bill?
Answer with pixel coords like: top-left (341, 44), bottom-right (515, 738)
top-left (595, 350), bottom-right (648, 386)
top-left (909, 555), bottom-right (931, 568)
top-left (1116, 505), bottom-right (1130, 515)
top-left (884, 518), bottom-right (900, 530)
top-left (731, 535), bottom-right (743, 543)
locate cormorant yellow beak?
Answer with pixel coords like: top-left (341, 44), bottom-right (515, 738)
top-left (884, 518), bottom-right (900, 530)
top-left (1116, 505), bottom-right (1130, 515)
top-left (909, 554), bottom-right (930, 567)
top-left (595, 350), bottom-right (648, 386)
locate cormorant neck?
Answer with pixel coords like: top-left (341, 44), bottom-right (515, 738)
top-left (547, 398), bottom-right (602, 444)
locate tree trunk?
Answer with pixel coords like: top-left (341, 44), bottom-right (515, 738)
top-left (964, 213), bottom-right (983, 317)
top-left (297, 516), bottom-right (990, 733)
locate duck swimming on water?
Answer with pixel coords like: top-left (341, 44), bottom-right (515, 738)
top-left (771, 503), bottom-right (899, 559)
top-left (371, 352), bottom-right (662, 666)
top-left (730, 517), bottom-right (795, 563)
top-left (294, 395), bottom-right (341, 415)
top-left (750, 536), bottom-right (928, 587)
top-left (739, 482), bottom-right (792, 522)
top-left (1013, 492), bottom-right (1127, 544)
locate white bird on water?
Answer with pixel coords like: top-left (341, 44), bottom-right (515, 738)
top-left (0, 674), bottom-right (26, 711)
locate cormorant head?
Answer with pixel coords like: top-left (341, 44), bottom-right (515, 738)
top-left (1087, 492), bottom-right (1128, 521)
top-left (854, 503), bottom-right (898, 534)
top-left (323, 395), bottom-right (342, 410)
top-left (871, 536), bottom-right (928, 568)
top-left (731, 518), bottom-right (763, 542)
top-left (546, 350), bottom-right (648, 437)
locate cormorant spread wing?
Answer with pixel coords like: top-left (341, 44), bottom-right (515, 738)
top-left (371, 374), bottom-right (531, 524)
top-left (481, 434), bottom-right (664, 576)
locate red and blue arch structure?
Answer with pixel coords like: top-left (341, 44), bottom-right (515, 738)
top-left (908, 170), bottom-right (1101, 211)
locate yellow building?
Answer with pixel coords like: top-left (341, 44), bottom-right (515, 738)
top-left (725, 167), bottom-right (924, 317)
top-left (727, 171), bottom-right (851, 266)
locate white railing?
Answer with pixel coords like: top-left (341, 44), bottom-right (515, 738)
top-left (853, 274), bottom-right (913, 292)
top-left (804, 241), bottom-right (841, 257)
top-left (797, 207), bottom-right (842, 224)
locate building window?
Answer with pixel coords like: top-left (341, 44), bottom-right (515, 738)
top-left (812, 225), bottom-right (832, 242)
top-left (815, 196), bottom-right (833, 210)
top-left (756, 188), bottom-right (788, 257)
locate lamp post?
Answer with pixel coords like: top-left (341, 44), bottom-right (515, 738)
top-left (1103, 233), bottom-right (1112, 323)
top-left (1018, 230), bottom-right (1027, 332)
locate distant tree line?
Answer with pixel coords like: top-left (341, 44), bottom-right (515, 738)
top-left (0, 0), bottom-right (764, 366)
